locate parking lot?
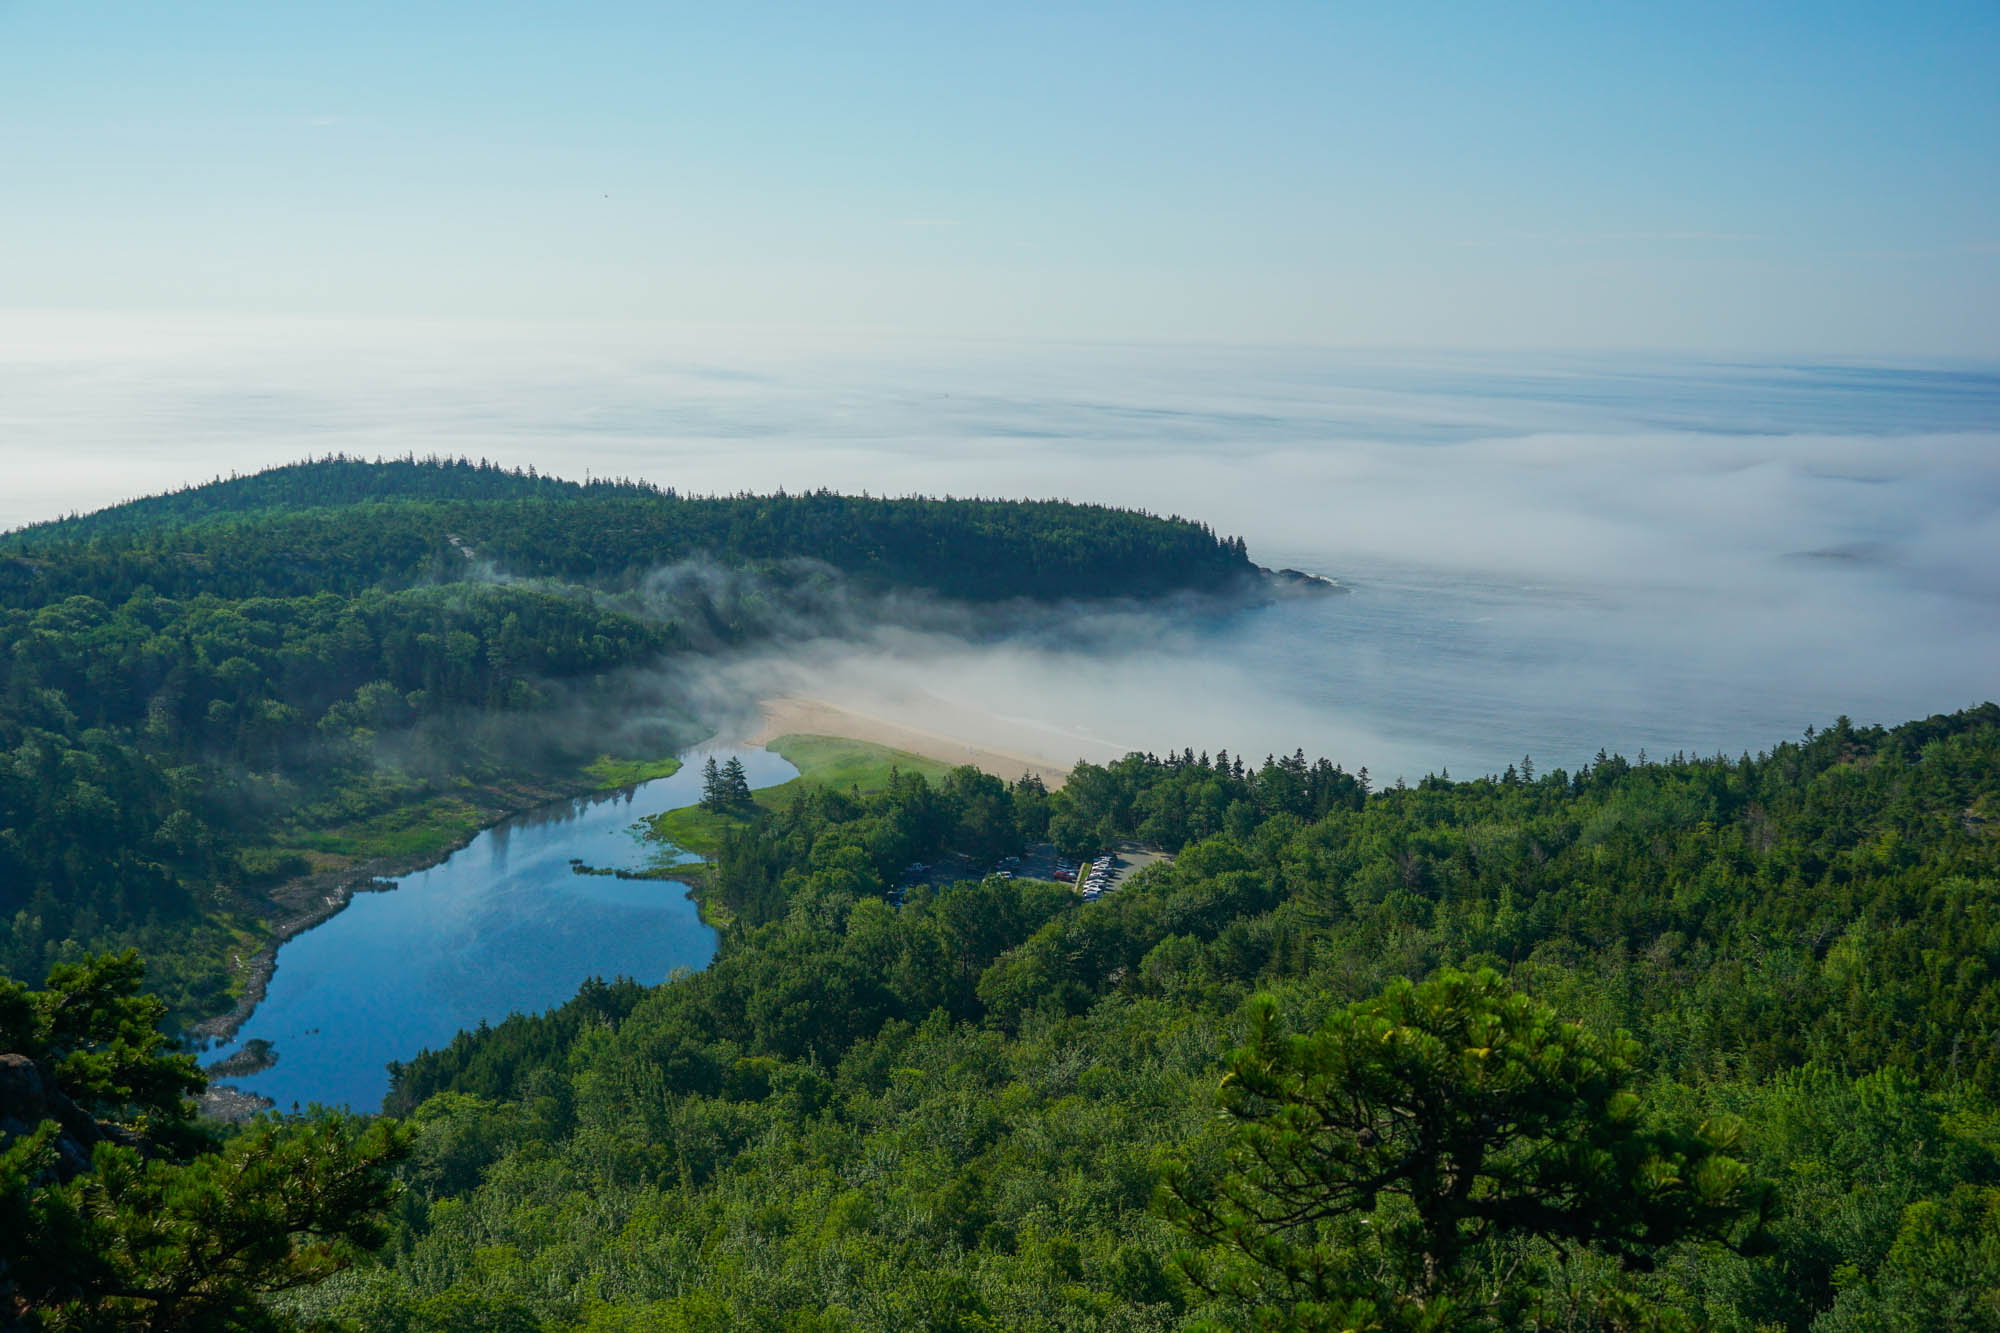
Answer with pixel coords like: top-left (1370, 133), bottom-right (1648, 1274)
top-left (892, 840), bottom-right (1171, 902)
top-left (1059, 841), bottom-right (1173, 900)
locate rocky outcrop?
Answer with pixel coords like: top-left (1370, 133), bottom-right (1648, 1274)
top-left (203, 1037), bottom-right (277, 1080)
top-left (0, 1053), bottom-right (101, 1179)
top-left (1262, 566), bottom-right (1345, 594)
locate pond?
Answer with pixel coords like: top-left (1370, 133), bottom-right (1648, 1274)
top-left (202, 743), bottom-right (797, 1113)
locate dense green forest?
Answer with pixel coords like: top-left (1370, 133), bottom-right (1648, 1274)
top-left (268, 704), bottom-right (1994, 1331)
top-left (0, 458), bottom-right (1254, 1018)
top-left (4, 455), bottom-right (1253, 608)
top-left (5, 693), bottom-right (1996, 1326)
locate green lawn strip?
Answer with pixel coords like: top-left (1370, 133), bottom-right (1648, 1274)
top-left (646, 805), bottom-right (743, 857)
top-left (764, 733), bottom-right (960, 792)
top-left (584, 754), bottom-right (684, 789)
top-left (646, 734), bottom-right (960, 856)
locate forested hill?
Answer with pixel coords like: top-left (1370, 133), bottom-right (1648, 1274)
top-left (10, 456), bottom-right (636, 539)
top-left (300, 703), bottom-right (2000, 1331)
top-left (0, 458), bottom-right (1254, 1019)
top-left (2, 456), bottom-right (1255, 606)
top-left (18, 708), bottom-right (1996, 1328)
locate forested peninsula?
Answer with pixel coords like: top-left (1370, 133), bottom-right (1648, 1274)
top-left (0, 458), bottom-right (1256, 1019)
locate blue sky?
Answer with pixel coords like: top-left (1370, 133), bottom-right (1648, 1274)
top-left (2, 1), bottom-right (1996, 353)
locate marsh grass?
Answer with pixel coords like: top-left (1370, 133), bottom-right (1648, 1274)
top-left (647, 734), bottom-right (957, 855)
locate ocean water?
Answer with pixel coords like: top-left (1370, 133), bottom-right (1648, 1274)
top-left (201, 744), bottom-right (796, 1112)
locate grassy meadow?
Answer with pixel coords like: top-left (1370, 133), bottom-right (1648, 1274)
top-left (646, 734), bottom-right (958, 856)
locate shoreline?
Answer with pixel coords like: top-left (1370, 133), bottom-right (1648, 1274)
top-left (193, 768), bottom-right (710, 1121)
top-left (746, 696), bottom-right (1093, 790)
top-left (191, 694), bottom-right (1106, 1094)
top-left (191, 771), bottom-right (645, 1049)
top-left (193, 868), bottom-right (409, 1049)
top-left (186, 576), bottom-right (1324, 1052)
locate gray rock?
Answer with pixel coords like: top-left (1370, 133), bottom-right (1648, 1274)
top-left (0, 1051), bottom-right (104, 1179)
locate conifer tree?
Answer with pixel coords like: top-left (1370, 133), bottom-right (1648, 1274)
top-left (0, 952), bottom-right (408, 1330)
top-left (1163, 968), bottom-right (1769, 1330)
top-left (720, 755), bottom-right (753, 809)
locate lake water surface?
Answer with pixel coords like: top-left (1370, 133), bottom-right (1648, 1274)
top-left (203, 743), bottom-right (797, 1112)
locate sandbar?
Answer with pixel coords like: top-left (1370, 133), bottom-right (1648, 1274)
top-left (748, 695), bottom-right (1084, 789)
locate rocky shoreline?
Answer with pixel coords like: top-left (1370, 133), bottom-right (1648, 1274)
top-left (204, 1036), bottom-right (277, 1079)
top-left (192, 871), bottom-right (404, 1049)
top-left (197, 1084), bottom-right (277, 1121)
top-left (1260, 565), bottom-right (1345, 594)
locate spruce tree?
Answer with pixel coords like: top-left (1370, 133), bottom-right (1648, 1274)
top-left (720, 755), bottom-right (753, 809)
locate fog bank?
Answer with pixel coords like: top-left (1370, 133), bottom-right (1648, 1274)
top-left (5, 314), bottom-right (1994, 779)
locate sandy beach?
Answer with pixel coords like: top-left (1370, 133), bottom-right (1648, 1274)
top-left (747, 695), bottom-right (1088, 789)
